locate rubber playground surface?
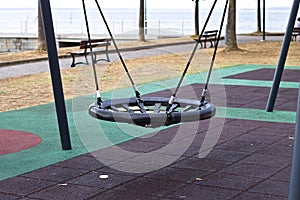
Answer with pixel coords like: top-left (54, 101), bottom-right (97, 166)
top-left (0, 64), bottom-right (298, 199)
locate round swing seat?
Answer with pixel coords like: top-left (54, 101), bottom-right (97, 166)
top-left (88, 97), bottom-right (216, 127)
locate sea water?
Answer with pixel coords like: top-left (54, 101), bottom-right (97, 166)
top-left (0, 7), bottom-right (292, 37)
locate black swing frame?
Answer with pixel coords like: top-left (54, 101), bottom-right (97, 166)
top-left (84, 0), bottom-right (228, 127)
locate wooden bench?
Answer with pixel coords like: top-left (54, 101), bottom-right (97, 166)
top-left (68, 38), bottom-right (111, 67)
top-left (195, 30), bottom-right (218, 48)
top-left (292, 28), bottom-right (300, 41)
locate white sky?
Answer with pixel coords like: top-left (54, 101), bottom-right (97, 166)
top-left (0, 0), bottom-right (296, 9)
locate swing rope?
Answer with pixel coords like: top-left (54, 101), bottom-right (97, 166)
top-left (94, 0), bottom-right (145, 112)
top-left (82, 0), bottom-right (102, 106)
top-left (86, 0), bottom-right (225, 127)
top-left (166, 0), bottom-right (228, 113)
top-left (200, 0), bottom-right (229, 103)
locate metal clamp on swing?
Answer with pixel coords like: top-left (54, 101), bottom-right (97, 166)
top-left (135, 89), bottom-right (146, 113)
top-left (166, 95), bottom-right (178, 115)
top-left (96, 90), bottom-right (103, 108)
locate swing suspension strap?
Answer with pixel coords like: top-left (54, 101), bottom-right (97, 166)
top-left (94, 0), bottom-right (145, 112)
top-left (166, 0), bottom-right (218, 113)
top-left (82, 0), bottom-right (102, 106)
top-left (201, 0), bottom-right (229, 103)
top-left (166, 0), bottom-right (228, 113)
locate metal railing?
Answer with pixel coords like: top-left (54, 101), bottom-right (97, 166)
top-left (0, 19), bottom-right (195, 37)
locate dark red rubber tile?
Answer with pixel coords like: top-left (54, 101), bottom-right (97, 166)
top-left (234, 131), bottom-right (285, 145)
top-left (195, 172), bottom-right (263, 191)
top-left (54, 155), bottom-right (105, 171)
top-left (91, 189), bottom-right (162, 200)
top-left (171, 157), bottom-right (232, 172)
top-left (225, 68), bottom-right (300, 82)
top-left (0, 192), bottom-right (19, 200)
top-left (234, 192), bottom-right (286, 200)
top-left (0, 176), bottom-right (54, 196)
top-left (257, 143), bottom-right (293, 157)
top-left (28, 183), bottom-right (103, 200)
top-left (224, 119), bottom-right (262, 129)
top-left (248, 179), bottom-right (289, 198)
top-left (67, 171), bottom-right (137, 189)
top-left (133, 128), bottom-right (178, 144)
top-left (205, 149), bottom-right (249, 162)
top-left (117, 140), bottom-right (167, 153)
top-left (216, 125), bottom-right (259, 145)
top-left (248, 127), bottom-right (293, 136)
top-left (112, 177), bottom-right (186, 198)
top-left (239, 153), bottom-right (291, 168)
top-left (178, 145), bottom-right (207, 157)
top-left (145, 82), bottom-right (297, 111)
top-left (96, 166), bottom-right (146, 177)
top-left (275, 136), bottom-right (295, 146)
top-left (215, 140), bottom-right (268, 153)
top-left (220, 162), bottom-right (282, 179)
top-left (259, 121), bottom-right (295, 130)
top-left (145, 167), bottom-right (210, 183)
top-left (167, 184), bottom-right (240, 200)
top-left (21, 165), bottom-right (89, 182)
top-left (275, 100), bottom-right (298, 111)
top-left (270, 166), bottom-right (291, 182)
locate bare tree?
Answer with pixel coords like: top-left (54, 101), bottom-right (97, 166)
top-left (38, 1), bottom-right (46, 52)
top-left (192, 0), bottom-right (200, 35)
top-left (257, 0), bottom-right (262, 32)
top-left (225, 0), bottom-right (239, 50)
top-left (139, 0), bottom-right (145, 41)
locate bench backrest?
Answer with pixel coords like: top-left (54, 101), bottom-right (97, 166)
top-left (79, 39), bottom-right (111, 49)
top-left (204, 30), bottom-right (218, 35)
top-left (293, 27), bottom-right (300, 33)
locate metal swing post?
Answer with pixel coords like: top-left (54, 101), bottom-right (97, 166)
top-left (266, 0), bottom-right (300, 112)
top-left (289, 82), bottom-right (300, 200)
top-left (39, 0), bottom-right (71, 150)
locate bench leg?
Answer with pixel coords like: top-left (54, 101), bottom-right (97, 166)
top-left (84, 54), bottom-right (89, 65)
top-left (199, 41), bottom-right (203, 49)
top-left (93, 48), bottom-right (110, 63)
top-left (292, 34), bottom-right (299, 41)
top-left (70, 53), bottom-right (89, 68)
top-left (105, 45), bottom-right (110, 62)
top-left (70, 54), bottom-right (76, 67)
top-left (210, 40), bottom-right (214, 48)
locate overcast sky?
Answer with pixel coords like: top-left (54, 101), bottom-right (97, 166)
top-left (0, 0), bottom-right (296, 9)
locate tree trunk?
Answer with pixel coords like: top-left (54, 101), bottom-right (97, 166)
top-left (257, 0), bottom-right (261, 32)
top-left (225, 0), bottom-right (238, 50)
top-left (139, 0), bottom-right (145, 41)
top-left (38, 1), bottom-right (46, 52)
top-left (194, 0), bottom-right (199, 36)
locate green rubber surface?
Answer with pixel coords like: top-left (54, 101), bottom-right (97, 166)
top-left (0, 64), bottom-right (298, 181)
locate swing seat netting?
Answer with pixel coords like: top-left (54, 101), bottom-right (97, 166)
top-left (89, 97), bottom-right (216, 127)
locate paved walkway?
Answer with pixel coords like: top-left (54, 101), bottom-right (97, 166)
top-left (0, 35), bottom-right (284, 79)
